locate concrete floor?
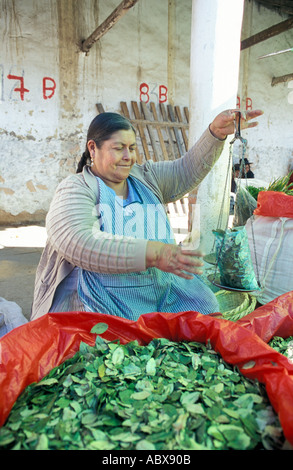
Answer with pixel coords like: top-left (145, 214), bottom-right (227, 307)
top-left (0, 226), bottom-right (46, 320)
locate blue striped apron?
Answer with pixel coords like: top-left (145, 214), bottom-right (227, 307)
top-left (77, 176), bottom-right (219, 320)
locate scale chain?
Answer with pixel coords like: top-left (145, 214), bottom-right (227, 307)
top-left (211, 111), bottom-right (260, 292)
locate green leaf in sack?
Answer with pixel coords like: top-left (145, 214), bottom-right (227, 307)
top-left (136, 439), bottom-right (156, 450)
top-left (91, 323), bottom-right (108, 335)
top-left (0, 429), bottom-right (16, 447)
top-left (224, 427), bottom-right (251, 450)
top-left (119, 388), bottom-right (134, 405)
top-left (55, 397), bottom-right (71, 408)
top-left (111, 346), bottom-right (125, 365)
top-left (122, 363), bottom-right (141, 376)
top-left (131, 390), bottom-right (151, 400)
top-left (81, 412), bottom-right (98, 425)
top-left (35, 378), bottom-right (59, 387)
top-left (88, 440), bottom-right (116, 450)
top-left (35, 434), bottom-right (49, 451)
top-left (180, 391), bottom-right (200, 406)
top-left (98, 363), bottom-right (106, 378)
top-left (146, 357), bottom-right (156, 376)
top-left (241, 360), bottom-right (256, 370)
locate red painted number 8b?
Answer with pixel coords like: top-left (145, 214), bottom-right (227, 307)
top-left (140, 83), bottom-right (168, 104)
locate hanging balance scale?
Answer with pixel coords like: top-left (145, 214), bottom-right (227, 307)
top-left (205, 111), bottom-right (261, 293)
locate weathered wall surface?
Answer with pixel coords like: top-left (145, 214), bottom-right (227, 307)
top-left (0, 0), bottom-right (292, 224)
top-left (238, 1), bottom-right (293, 182)
top-left (0, 0), bottom-right (192, 224)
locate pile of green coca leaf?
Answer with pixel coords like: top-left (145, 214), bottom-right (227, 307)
top-left (0, 323), bottom-right (285, 450)
top-left (269, 336), bottom-right (293, 358)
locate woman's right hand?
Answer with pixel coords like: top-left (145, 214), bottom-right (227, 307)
top-left (209, 109), bottom-right (263, 140)
top-left (146, 241), bottom-right (204, 279)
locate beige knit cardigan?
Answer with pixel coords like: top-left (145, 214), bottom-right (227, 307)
top-left (31, 128), bottom-right (225, 320)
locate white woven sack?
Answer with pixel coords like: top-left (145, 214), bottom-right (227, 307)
top-left (245, 215), bottom-right (293, 305)
top-left (0, 297), bottom-right (28, 338)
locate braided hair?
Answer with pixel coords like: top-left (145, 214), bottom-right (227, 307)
top-left (76, 112), bottom-right (136, 173)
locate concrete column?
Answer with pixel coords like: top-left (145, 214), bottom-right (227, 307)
top-left (167, 0), bottom-right (176, 105)
top-left (188, 0), bottom-right (245, 253)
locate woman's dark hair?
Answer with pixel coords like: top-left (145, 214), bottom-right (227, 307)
top-left (76, 112), bottom-right (136, 173)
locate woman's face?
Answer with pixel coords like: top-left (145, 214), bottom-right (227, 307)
top-left (88, 129), bottom-right (137, 188)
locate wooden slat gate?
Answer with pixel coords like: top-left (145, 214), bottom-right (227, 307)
top-left (96, 101), bottom-right (191, 238)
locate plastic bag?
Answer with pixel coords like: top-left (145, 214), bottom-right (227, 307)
top-left (237, 290), bottom-right (293, 342)
top-left (1, 308), bottom-right (293, 445)
top-left (254, 191), bottom-right (293, 218)
top-left (0, 298), bottom-right (28, 338)
top-left (213, 226), bottom-right (259, 291)
top-left (233, 185), bottom-right (257, 227)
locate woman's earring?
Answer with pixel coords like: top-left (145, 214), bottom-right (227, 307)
top-left (90, 156), bottom-right (94, 167)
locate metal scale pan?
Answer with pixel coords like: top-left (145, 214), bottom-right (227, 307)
top-left (207, 273), bottom-right (260, 293)
top-left (204, 251), bottom-right (260, 292)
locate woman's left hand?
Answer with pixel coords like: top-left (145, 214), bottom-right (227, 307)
top-left (146, 241), bottom-right (205, 279)
top-left (209, 109), bottom-right (264, 140)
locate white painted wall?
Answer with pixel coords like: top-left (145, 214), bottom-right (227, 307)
top-left (0, 0), bottom-right (61, 222)
top-left (238, 1), bottom-right (293, 182)
top-left (0, 0), bottom-right (292, 223)
top-left (0, 0), bottom-right (192, 223)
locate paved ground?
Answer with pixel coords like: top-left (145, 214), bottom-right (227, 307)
top-left (0, 226), bottom-right (46, 320)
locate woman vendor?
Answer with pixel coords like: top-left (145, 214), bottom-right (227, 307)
top-left (31, 108), bottom-right (262, 321)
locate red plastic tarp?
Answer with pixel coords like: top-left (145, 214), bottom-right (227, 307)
top-left (237, 291), bottom-right (293, 342)
top-left (1, 303), bottom-right (293, 445)
top-left (254, 190), bottom-right (293, 218)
